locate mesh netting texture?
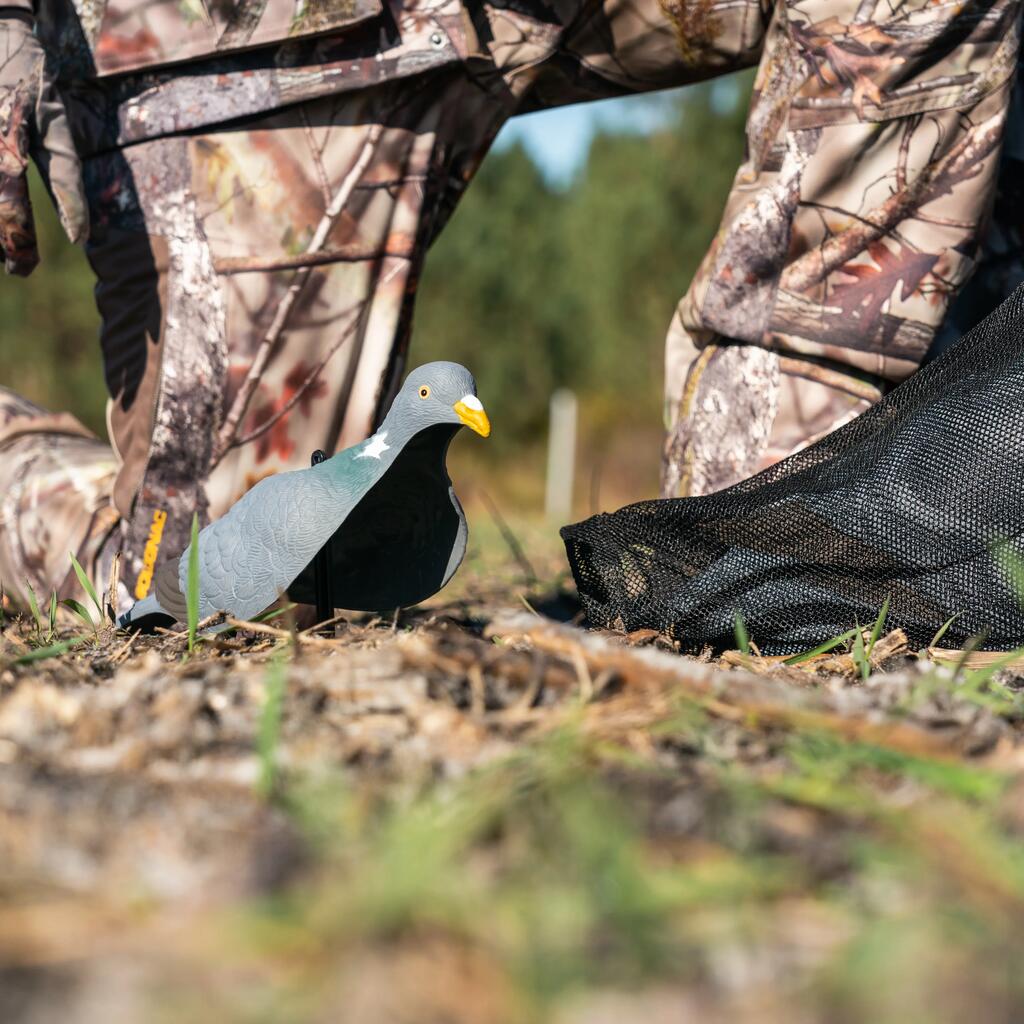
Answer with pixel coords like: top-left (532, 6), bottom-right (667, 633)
top-left (562, 285), bottom-right (1024, 655)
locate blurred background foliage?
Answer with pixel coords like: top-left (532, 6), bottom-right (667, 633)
top-left (0, 78), bottom-right (749, 509)
top-left (416, 80), bottom-right (749, 453)
top-left (0, 177), bottom-right (107, 433)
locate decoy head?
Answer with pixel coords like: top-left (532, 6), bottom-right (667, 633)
top-left (389, 362), bottom-right (491, 439)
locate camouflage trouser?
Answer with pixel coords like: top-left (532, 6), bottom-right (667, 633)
top-left (2, 0), bottom-right (764, 610)
top-left (660, 0), bottom-right (1024, 495)
top-left (3, 0), bottom-right (1022, 606)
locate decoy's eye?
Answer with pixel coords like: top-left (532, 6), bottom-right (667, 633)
top-left (418, 386), bottom-right (431, 399)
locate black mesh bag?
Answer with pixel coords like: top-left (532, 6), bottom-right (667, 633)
top-left (561, 284), bottom-right (1024, 655)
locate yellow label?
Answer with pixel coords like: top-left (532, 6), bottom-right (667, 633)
top-left (134, 509), bottom-right (168, 599)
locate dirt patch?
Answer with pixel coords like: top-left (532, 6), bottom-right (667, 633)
top-left (2, 594), bottom-right (1024, 1022)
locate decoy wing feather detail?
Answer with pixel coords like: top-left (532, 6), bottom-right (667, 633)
top-left (180, 467), bottom-right (360, 621)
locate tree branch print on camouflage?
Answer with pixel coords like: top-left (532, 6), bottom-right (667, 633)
top-left (665, 0), bottom-right (1023, 494)
top-left (0, 17), bottom-right (87, 275)
top-left (0, 77), bottom-right (35, 273)
top-left (79, 0), bottom-right (382, 75)
top-left (213, 122), bottom-right (384, 464)
top-left (781, 112), bottom-right (1006, 296)
top-left (228, 324), bottom-right (364, 461)
top-left (657, 0), bottom-right (724, 66)
top-left (218, 0), bottom-right (273, 51)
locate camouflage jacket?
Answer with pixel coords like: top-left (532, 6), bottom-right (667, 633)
top-left (13, 1), bottom-right (1024, 392)
top-left (25, 1), bottom-right (755, 153)
top-left (15, 0), bottom-right (384, 76)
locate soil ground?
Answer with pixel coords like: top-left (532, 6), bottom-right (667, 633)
top-left (3, 524), bottom-right (1024, 1023)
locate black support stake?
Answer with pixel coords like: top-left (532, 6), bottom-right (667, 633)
top-left (311, 449), bottom-right (333, 627)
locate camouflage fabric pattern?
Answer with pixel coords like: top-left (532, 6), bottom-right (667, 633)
top-left (0, 13), bottom-right (86, 275)
top-left (38, 0), bottom-right (384, 77)
top-left (0, 388), bottom-right (118, 610)
top-left (52, 1), bottom-right (766, 158)
top-left (938, 70), bottom-right (1024, 350)
top-left (661, 339), bottom-right (879, 497)
top-left (664, 0), bottom-right (1023, 493)
top-left (1, 0), bottom-right (1022, 598)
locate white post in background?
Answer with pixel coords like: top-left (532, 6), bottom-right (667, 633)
top-left (546, 388), bottom-right (577, 522)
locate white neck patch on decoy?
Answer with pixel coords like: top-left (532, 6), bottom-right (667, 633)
top-left (356, 429), bottom-right (390, 460)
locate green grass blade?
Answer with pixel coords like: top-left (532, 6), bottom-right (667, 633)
top-left (950, 630), bottom-right (989, 685)
top-left (851, 623), bottom-right (868, 681)
top-left (12, 637), bottom-right (84, 665)
top-left (187, 512), bottom-right (200, 655)
top-left (733, 612), bottom-right (751, 657)
top-left (69, 551), bottom-right (103, 623)
top-left (929, 613), bottom-right (961, 650)
top-left (257, 655), bottom-right (287, 799)
top-left (252, 603), bottom-right (297, 624)
top-left (23, 580), bottom-right (42, 637)
top-left (865, 596), bottom-right (891, 662)
top-left (995, 542), bottom-right (1024, 602)
top-left (47, 591), bottom-right (58, 639)
top-left (61, 597), bottom-right (94, 631)
top-left (959, 645), bottom-right (1024, 695)
top-left (783, 629), bottom-right (858, 666)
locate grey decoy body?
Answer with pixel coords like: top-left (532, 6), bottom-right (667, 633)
top-left (118, 362), bottom-right (490, 631)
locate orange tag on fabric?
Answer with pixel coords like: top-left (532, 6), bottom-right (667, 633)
top-left (134, 509), bottom-right (168, 599)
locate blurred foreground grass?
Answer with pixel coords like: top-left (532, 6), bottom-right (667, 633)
top-left (5, 553), bottom-right (1023, 1023)
top-left (155, 679), bottom-right (1024, 1024)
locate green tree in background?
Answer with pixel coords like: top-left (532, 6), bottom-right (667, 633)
top-left (416, 142), bottom-right (579, 446)
top-left (415, 77), bottom-right (751, 453)
top-left (0, 171), bottom-right (104, 433)
top-left (0, 77), bottom-right (750, 460)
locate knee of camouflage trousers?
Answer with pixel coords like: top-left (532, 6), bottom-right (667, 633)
top-left (660, 342), bottom-right (885, 498)
top-left (658, 1), bottom-right (1022, 496)
top-left (0, 388), bottom-right (120, 613)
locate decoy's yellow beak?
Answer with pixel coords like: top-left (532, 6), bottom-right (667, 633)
top-left (454, 396), bottom-right (491, 438)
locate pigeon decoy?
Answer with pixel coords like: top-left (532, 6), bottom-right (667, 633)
top-left (118, 362), bottom-right (490, 632)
